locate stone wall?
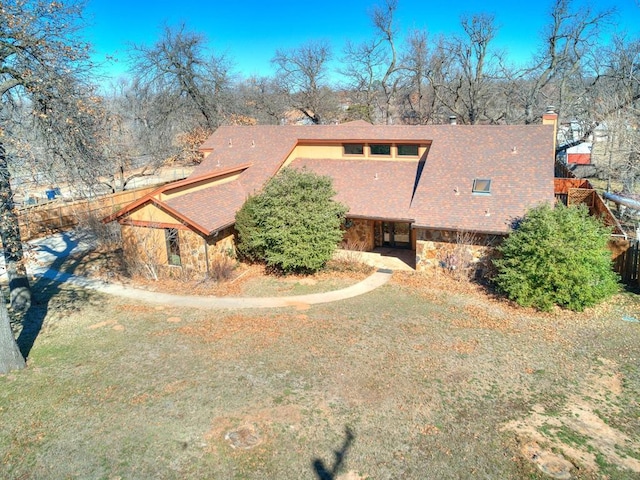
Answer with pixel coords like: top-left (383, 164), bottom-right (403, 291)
top-left (121, 224), bottom-right (167, 279)
top-left (341, 218), bottom-right (375, 251)
top-left (120, 224), bottom-right (237, 280)
top-left (205, 227), bottom-right (236, 273)
top-left (415, 228), bottom-right (502, 275)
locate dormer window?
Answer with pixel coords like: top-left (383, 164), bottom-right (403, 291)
top-left (343, 143), bottom-right (364, 155)
top-left (397, 144), bottom-right (419, 156)
top-left (472, 179), bottom-right (491, 194)
top-left (370, 144), bottom-right (391, 156)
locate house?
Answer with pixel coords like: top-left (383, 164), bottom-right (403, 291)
top-left (561, 142), bottom-right (592, 165)
top-left (105, 115), bottom-right (558, 276)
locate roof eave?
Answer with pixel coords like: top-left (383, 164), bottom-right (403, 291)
top-left (102, 162), bottom-right (252, 224)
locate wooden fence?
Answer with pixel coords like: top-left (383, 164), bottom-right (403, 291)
top-left (614, 239), bottom-right (640, 287)
top-left (16, 185), bottom-right (161, 241)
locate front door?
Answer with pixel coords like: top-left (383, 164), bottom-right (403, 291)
top-left (382, 222), bottom-right (411, 248)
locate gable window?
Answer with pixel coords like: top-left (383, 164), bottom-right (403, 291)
top-left (343, 143), bottom-right (364, 155)
top-left (370, 144), bottom-right (391, 156)
top-left (472, 179), bottom-right (492, 194)
top-left (397, 144), bottom-right (419, 156)
top-left (165, 228), bottom-right (182, 266)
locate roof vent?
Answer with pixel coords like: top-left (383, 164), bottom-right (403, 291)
top-left (228, 138), bottom-right (232, 147)
top-left (511, 146), bottom-right (518, 154)
top-left (449, 115), bottom-right (457, 125)
top-left (251, 140), bottom-right (255, 148)
top-left (374, 173), bottom-right (379, 180)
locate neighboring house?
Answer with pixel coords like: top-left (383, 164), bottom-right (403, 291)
top-left (562, 142), bottom-right (592, 165)
top-left (105, 115), bottom-right (558, 276)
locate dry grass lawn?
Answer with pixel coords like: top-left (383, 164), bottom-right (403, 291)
top-left (1, 269), bottom-right (640, 479)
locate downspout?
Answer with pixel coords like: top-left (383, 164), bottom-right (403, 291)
top-left (204, 236), bottom-right (210, 278)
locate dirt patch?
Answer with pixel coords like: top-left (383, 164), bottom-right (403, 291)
top-left (206, 404), bottom-right (303, 453)
top-left (225, 424), bottom-right (262, 450)
top-left (503, 358), bottom-right (640, 476)
top-left (520, 441), bottom-right (574, 479)
top-left (337, 472), bottom-right (368, 480)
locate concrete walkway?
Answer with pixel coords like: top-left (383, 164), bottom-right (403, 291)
top-left (33, 267), bottom-right (393, 310)
top-left (1, 230), bottom-right (394, 310)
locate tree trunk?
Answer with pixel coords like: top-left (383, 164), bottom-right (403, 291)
top-left (0, 142), bottom-right (31, 311)
top-left (0, 292), bottom-right (26, 374)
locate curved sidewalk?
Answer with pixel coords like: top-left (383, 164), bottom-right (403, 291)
top-left (33, 267), bottom-right (393, 310)
top-left (1, 231), bottom-right (397, 310)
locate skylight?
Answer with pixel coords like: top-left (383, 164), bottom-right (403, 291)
top-left (472, 179), bottom-right (491, 194)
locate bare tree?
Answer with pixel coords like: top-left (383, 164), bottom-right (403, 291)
top-left (0, 0), bottom-right (98, 370)
top-left (235, 76), bottom-right (288, 125)
top-left (272, 40), bottom-right (336, 124)
top-left (370, 0), bottom-right (402, 124)
top-left (397, 30), bottom-right (438, 124)
top-left (0, 291), bottom-right (25, 374)
top-left (130, 24), bottom-right (232, 131)
top-left (340, 0), bottom-right (401, 124)
top-left (0, 1), bottom-right (98, 314)
top-left (127, 23), bottom-right (234, 172)
top-left (590, 36), bottom-right (640, 192)
top-left (514, 0), bottom-right (613, 125)
top-left (428, 13), bottom-right (504, 124)
top-left (341, 39), bottom-right (384, 123)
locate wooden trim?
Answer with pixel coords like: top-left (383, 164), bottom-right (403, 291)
top-left (103, 162), bottom-right (251, 224)
top-left (161, 163), bottom-right (251, 195)
top-left (148, 199), bottom-right (211, 236)
top-left (120, 219), bottom-right (192, 230)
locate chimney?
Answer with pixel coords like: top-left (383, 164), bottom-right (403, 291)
top-left (448, 115), bottom-right (457, 125)
top-left (542, 106), bottom-right (558, 153)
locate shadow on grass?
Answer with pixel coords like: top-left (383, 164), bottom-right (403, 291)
top-left (16, 232), bottom-right (94, 359)
top-left (313, 426), bottom-right (355, 480)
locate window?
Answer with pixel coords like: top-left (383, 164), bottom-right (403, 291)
top-left (343, 143), bottom-right (364, 155)
top-left (472, 179), bottom-right (491, 194)
top-left (370, 144), bottom-right (391, 156)
top-left (165, 228), bottom-right (181, 266)
top-left (397, 144), bottom-right (419, 156)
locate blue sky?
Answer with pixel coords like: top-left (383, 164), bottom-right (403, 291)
top-left (84, 0), bottom-right (640, 83)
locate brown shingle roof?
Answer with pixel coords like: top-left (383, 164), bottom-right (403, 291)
top-left (290, 158), bottom-right (417, 221)
top-left (161, 123), bottom-right (555, 235)
top-left (408, 125), bottom-right (555, 233)
top-left (164, 181), bottom-right (247, 233)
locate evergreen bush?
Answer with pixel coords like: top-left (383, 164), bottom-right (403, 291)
top-left (235, 168), bottom-right (347, 274)
top-left (493, 203), bottom-right (619, 311)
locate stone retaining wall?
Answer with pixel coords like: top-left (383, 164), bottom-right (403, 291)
top-left (415, 229), bottom-right (502, 274)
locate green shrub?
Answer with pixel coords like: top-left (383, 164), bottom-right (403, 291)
top-left (235, 168), bottom-right (347, 274)
top-left (493, 203), bottom-right (619, 311)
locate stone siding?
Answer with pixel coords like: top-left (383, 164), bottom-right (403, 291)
top-left (341, 218), bottom-right (375, 251)
top-left (121, 224), bottom-right (165, 265)
top-left (415, 229), bottom-right (502, 275)
top-left (120, 224), bottom-right (237, 280)
top-left (205, 227), bottom-right (236, 274)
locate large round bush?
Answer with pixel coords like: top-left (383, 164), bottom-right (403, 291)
top-left (235, 168), bottom-right (347, 274)
top-left (493, 203), bottom-right (619, 311)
